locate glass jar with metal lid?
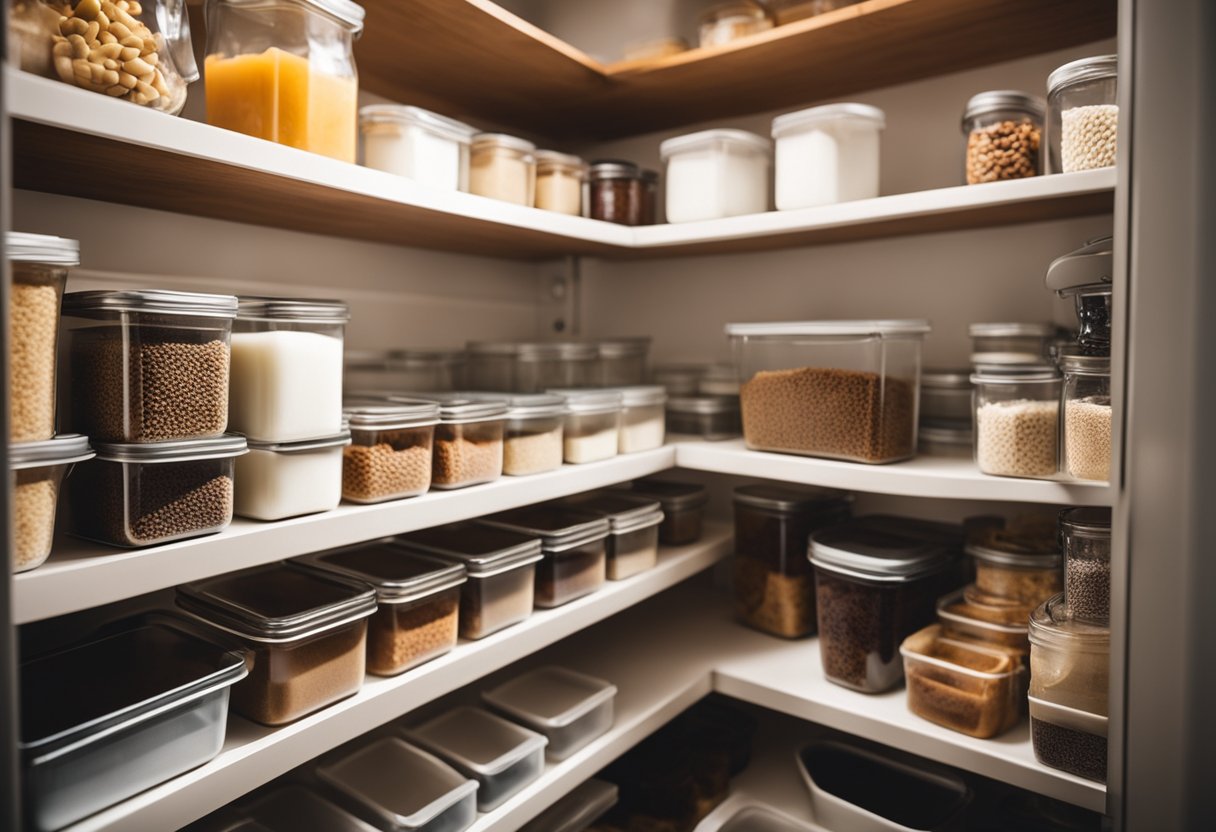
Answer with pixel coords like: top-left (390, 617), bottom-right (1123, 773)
top-left (587, 160), bottom-right (642, 225)
top-left (469, 133), bottom-right (537, 205)
top-left (1046, 235), bottom-right (1113, 355)
top-left (344, 348), bottom-right (466, 395)
top-left (479, 506), bottom-right (611, 608)
top-left (965, 513), bottom-right (1062, 604)
top-left (9, 434), bottom-right (93, 572)
top-left (971, 366), bottom-right (1062, 479)
top-left (235, 430), bottom-right (350, 521)
top-left (342, 401), bottom-right (439, 503)
top-left (487, 393), bottom-right (566, 477)
top-left (547, 389), bottom-right (623, 464)
top-left (666, 394), bottom-right (742, 441)
top-left (597, 337), bottom-right (651, 386)
top-left (359, 104), bottom-right (476, 191)
top-left (961, 91), bottom-right (1044, 184)
top-left (534, 150), bottom-right (586, 215)
top-left (467, 340), bottom-right (598, 393)
top-left (1059, 506), bottom-right (1112, 623)
top-left (401, 394), bottom-right (507, 489)
top-left (1061, 353), bottom-right (1111, 482)
top-left (1047, 55), bottom-right (1118, 173)
top-left (6, 232), bottom-right (77, 443)
top-left (969, 322), bottom-right (1056, 366)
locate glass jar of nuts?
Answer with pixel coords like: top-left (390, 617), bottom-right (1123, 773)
top-left (961, 91), bottom-right (1045, 185)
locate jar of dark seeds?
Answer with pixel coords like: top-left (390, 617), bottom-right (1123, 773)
top-left (588, 160), bottom-right (642, 226)
top-left (961, 91), bottom-right (1044, 184)
top-left (1059, 506), bottom-right (1112, 623)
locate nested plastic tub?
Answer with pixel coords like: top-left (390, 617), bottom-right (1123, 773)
top-left (479, 506), bottom-right (610, 607)
top-left (520, 778), bottom-right (617, 832)
top-left (900, 624), bottom-right (1025, 739)
top-left (563, 492), bottom-right (664, 580)
top-left (6, 232), bottom-right (75, 443)
top-left (236, 431), bottom-right (349, 521)
top-left (61, 289), bottom-right (238, 442)
top-left (483, 666), bottom-right (617, 760)
top-left (344, 349), bottom-right (466, 395)
top-left (495, 393), bottom-right (565, 476)
top-left (598, 338), bottom-right (651, 386)
top-left (395, 522), bottom-right (543, 640)
top-left (1059, 506), bottom-right (1112, 623)
top-left (729, 320), bottom-right (929, 463)
top-left (19, 617), bottom-right (247, 832)
top-left (614, 385), bottom-right (667, 453)
top-left (971, 366), bottom-right (1062, 479)
top-left (1062, 353), bottom-right (1112, 482)
top-left (229, 296), bottom-right (349, 442)
top-left (666, 394), bottom-right (742, 440)
top-left (469, 133), bottom-right (537, 205)
top-left (772, 103), bottom-right (885, 209)
top-left (69, 434), bottom-right (246, 548)
top-left (936, 589), bottom-right (1031, 653)
top-left (422, 395), bottom-right (507, 488)
top-left (9, 434), bottom-right (93, 573)
top-left (620, 477), bottom-right (709, 546)
top-left (733, 484), bottom-right (853, 639)
top-left (661, 129), bottom-right (771, 223)
top-left (467, 341), bottom-right (598, 393)
top-left (1029, 594), bottom-right (1110, 717)
top-left (811, 516), bottom-right (964, 693)
top-left (549, 389), bottom-right (623, 464)
top-left (920, 369), bottom-right (973, 423)
top-left (405, 706), bottom-right (548, 812)
top-left (316, 737), bottom-right (479, 832)
top-left (1029, 695), bottom-right (1108, 784)
top-left (1048, 55), bottom-right (1118, 174)
top-left (343, 402), bottom-right (440, 503)
top-left (969, 322), bottom-right (1056, 366)
top-left (966, 514), bottom-right (1062, 604)
top-left (295, 543), bottom-right (466, 676)
top-left (177, 564), bottom-right (377, 725)
top-left (239, 784), bottom-right (378, 832)
top-left (360, 105), bottom-right (477, 191)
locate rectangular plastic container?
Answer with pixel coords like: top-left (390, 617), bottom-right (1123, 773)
top-left (484, 666), bottom-right (616, 761)
top-left (60, 289), bottom-right (238, 443)
top-left (405, 706), bottom-right (548, 812)
top-left (68, 434), bottom-right (246, 548)
top-left (344, 349), bottom-right (466, 395)
top-left (9, 434), bottom-right (93, 573)
top-left (614, 385), bottom-right (667, 453)
top-left (235, 431), bottom-right (349, 521)
top-left (295, 543), bottom-right (467, 676)
top-left (360, 105), bottom-right (477, 191)
top-left (549, 389), bottom-right (623, 464)
top-left (423, 395), bottom-right (507, 489)
top-left (495, 393), bottom-right (566, 476)
top-left (467, 341), bottom-right (598, 393)
top-left (666, 394), bottom-right (742, 441)
top-left (479, 506), bottom-right (610, 607)
top-left (342, 402), bottom-right (440, 503)
top-left (395, 523), bottom-right (544, 640)
top-left (772, 103), bottom-right (885, 209)
top-left (177, 564), bottom-right (377, 725)
top-left (1059, 506), bottom-right (1112, 623)
top-left (618, 478), bottom-right (709, 546)
top-left (20, 618), bottom-right (247, 832)
top-left (660, 129), bottom-right (771, 223)
top-left (316, 737), bottom-right (479, 831)
top-left (520, 778), bottom-right (618, 832)
top-left (564, 492), bottom-right (664, 580)
top-left (728, 320), bottom-right (929, 463)
top-left (597, 338), bottom-right (650, 387)
top-left (1029, 695), bottom-right (1108, 783)
top-left (240, 784), bottom-right (379, 832)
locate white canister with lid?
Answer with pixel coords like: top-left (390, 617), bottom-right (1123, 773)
top-left (659, 129), bottom-right (771, 223)
top-left (772, 103), bottom-right (885, 209)
top-left (359, 105), bottom-right (477, 191)
top-left (470, 133), bottom-right (537, 205)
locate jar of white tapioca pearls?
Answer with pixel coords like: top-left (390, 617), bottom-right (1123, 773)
top-left (971, 367), bottom-right (1062, 479)
top-left (1048, 55), bottom-right (1118, 173)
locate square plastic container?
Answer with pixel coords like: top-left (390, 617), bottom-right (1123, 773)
top-left (68, 434), bottom-right (246, 548)
top-left (1059, 507), bottom-right (1112, 623)
top-left (534, 150), bottom-right (586, 215)
top-left (728, 320), bottom-right (929, 463)
top-left (343, 402), bottom-right (440, 503)
top-left (405, 706), bottom-right (548, 812)
top-left (549, 389), bottom-right (623, 464)
top-left (235, 431), bottom-right (349, 521)
top-left (177, 564), bottom-right (377, 725)
top-left (613, 385), bottom-right (667, 453)
top-left (60, 290), bottom-right (238, 443)
top-left (295, 543), bottom-right (467, 676)
top-left (344, 349), bottom-right (467, 395)
top-left (660, 129), bottom-right (771, 223)
top-left (597, 338), bottom-right (650, 387)
top-left (360, 105), bottom-right (477, 191)
top-left (520, 778), bottom-right (618, 832)
top-left (1029, 695), bottom-right (1108, 783)
top-left (395, 523), bottom-right (544, 640)
top-left (467, 341), bottom-right (598, 393)
top-left (483, 666), bottom-right (617, 760)
top-left (240, 784), bottom-right (379, 832)
top-left (666, 394), bottom-right (742, 441)
top-left (965, 513), bottom-right (1062, 604)
top-left (479, 506), bottom-right (610, 607)
top-left (564, 492), bottom-right (664, 580)
top-left (494, 394), bottom-right (566, 476)
top-left (316, 737), bottom-right (479, 831)
top-left (618, 478), bottom-right (709, 546)
top-left (469, 133), bottom-right (537, 205)
top-left (772, 103), bottom-right (885, 209)
top-left (19, 618), bottom-right (247, 832)
top-left (9, 434), bottom-right (93, 572)
top-left (422, 395), bottom-right (507, 489)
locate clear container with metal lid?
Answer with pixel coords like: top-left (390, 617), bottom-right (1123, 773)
top-left (919, 422), bottom-right (973, 457)
top-left (810, 515), bottom-right (964, 693)
top-left (1047, 236), bottom-right (1113, 355)
top-left (1059, 506), bottom-right (1112, 623)
top-left (469, 133), bottom-right (536, 205)
top-left (920, 369), bottom-right (973, 424)
top-left (587, 160), bottom-right (643, 226)
top-left (407, 394), bottom-right (507, 489)
top-left (961, 91), bottom-right (1044, 184)
top-left (295, 542), bottom-right (466, 676)
top-left (344, 349), bottom-right (466, 395)
top-left (235, 429), bottom-right (350, 521)
top-left (176, 562), bottom-right (377, 724)
top-left (971, 365), bottom-right (1062, 479)
top-left (666, 394), bottom-right (742, 441)
top-left (483, 666), bottom-right (618, 761)
top-left (6, 232), bottom-right (76, 443)
top-left (597, 337), bottom-right (651, 386)
top-left (9, 434), bottom-right (93, 573)
top-left (395, 522), bottom-right (543, 639)
top-left (618, 477), bottom-right (709, 546)
top-left (613, 385), bottom-right (667, 453)
top-left (359, 104), bottom-right (477, 191)
top-left (966, 512), bottom-right (1062, 604)
top-left (69, 433), bottom-right (245, 547)
top-left (479, 505), bottom-right (610, 607)
top-left (661, 129), bottom-right (771, 223)
top-left (467, 340), bottom-right (598, 393)
top-left (969, 322), bottom-right (1056, 366)
top-left (476, 393), bottom-right (565, 477)
top-left (1048, 55), bottom-right (1118, 173)
top-left (651, 363), bottom-right (709, 396)
top-left (534, 150), bottom-right (586, 215)
top-left (772, 102), bottom-right (886, 209)
top-left (61, 289), bottom-right (239, 443)
top-left (239, 783), bottom-right (379, 832)
top-left (1061, 353), bottom-right (1112, 482)
top-left (563, 492), bottom-right (664, 580)
top-left (547, 389), bottom-right (624, 464)
top-left (342, 401), bottom-right (440, 503)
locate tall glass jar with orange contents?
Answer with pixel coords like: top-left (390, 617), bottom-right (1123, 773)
top-left (203, 0), bottom-right (364, 163)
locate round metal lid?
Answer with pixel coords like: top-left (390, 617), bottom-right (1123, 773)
top-left (660, 129), bottom-right (772, 161)
top-left (666, 394), bottom-right (739, 415)
top-left (343, 401), bottom-right (441, 429)
top-left (587, 160), bottom-right (640, 180)
top-left (246, 430), bottom-right (352, 453)
top-left (237, 296), bottom-right (349, 323)
top-left (726, 320), bottom-right (931, 338)
top-left (91, 434), bottom-right (247, 463)
top-left (472, 133), bottom-right (536, 154)
top-left (9, 434), bottom-right (93, 469)
top-left (6, 232), bottom-right (80, 265)
top-left (969, 322), bottom-right (1056, 338)
top-left (1059, 506), bottom-right (1112, 538)
top-left (1047, 54), bottom-right (1118, 97)
top-left (62, 289), bottom-right (238, 318)
top-left (970, 366), bottom-right (1060, 384)
top-left (1060, 353), bottom-right (1111, 375)
top-left (358, 105), bottom-right (476, 143)
top-left (921, 369), bottom-right (973, 390)
top-left (961, 90), bottom-right (1045, 124)
top-left (733, 483), bottom-right (851, 513)
top-left (771, 102), bottom-right (886, 137)
top-left (809, 516), bottom-right (962, 581)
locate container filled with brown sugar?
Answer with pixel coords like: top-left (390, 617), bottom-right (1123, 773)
top-left (295, 542), bottom-right (467, 677)
top-left (479, 505), bottom-right (610, 608)
top-left (341, 401), bottom-right (439, 503)
top-left (727, 320), bottom-right (929, 464)
top-left (562, 491), bottom-right (664, 580)
top-left (9, 434), bottom-right (93, 573)
top-left (176, 563), bottom-right (377, 725)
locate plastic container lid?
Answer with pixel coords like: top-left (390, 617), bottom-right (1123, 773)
top-left (236, 296), bottom-right (351, 323)
top-left (241, 784), bottom-right (378, 832)
top-left (1047, 54), bottom-right (1118, 96)
top-left (969, 322), bottom-right (1056, 338)
top-left (726, 319), bottom-right (930, 338)
top-left (733, 483), bottom-right (851, 514)
top-left (1060, 353), bottom-right (1111, 375)
top-left (469, 392), bottom-right (566, 420)
top-left (1028, 593), bottom-right (1110, 652)
top-left (90, 434), bottom-right (248, 464)
top-left (900, 624), bottom-right (1019, 680)
top-left (395, 523), bottom-right (544, 578)
top-left (619, 478), bottom-right (709, 512)
top-left (659, 129), bottom-right (772, 160)
top-left (472, 133), bottom-right (537, 154)
top-left (392, 393), bottom-right (508, 423)
top-left (1046, 235), bottom-right (1113, 295)
top-left (358, 105), bottom-right (477, 144)
top-left (345, 348), bottom-right (465, 369)
top-left (315, 737), bottom-right (478, 830)
top-left (810, 515), bottom-right (962, 582)
top-left (344, 401), bottom-right (441, 430)
top-left (467, 340), bottom-right (599, 360)
top-left (547, 389), bottom-right (624, 415)
top-left (609, 385), bottom-right (667, 407)
top-left (921, 369), bottom-right (973, 390)
top-left (1059, 506), bottom-right (1112, 538)
top-left (62, 289), bottom-right (239, 318)
top-left (478, 505), bottom-right (611, 553)
top-left (771, 102), bottom-right (887, 137)
top-left (483, 666), bottom-right (617, 730)
top-left (246, 430), bottom-right (352, 454)
top-left (597, 337), bottom-right (651, 358)
top-left (9, 434), bottom-right (94, 470)
top-left (937, 589), bottom-right (1030, 640)
top-left (6, 231), bottom-right (80, 265)
top-left (295, 543), bottom-right (467, 605)
top-left (561, 493), bottom-right (664, 534)
top-left (406, 706), bottom-right (548, 777)
top-left (667, 395), bottom-right (740, 415)
top-left (520, 778), bottom-right (618, 832)
top-left (961, 90), bottom-right (1045, 123)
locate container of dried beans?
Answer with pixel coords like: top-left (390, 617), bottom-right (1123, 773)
top-left (416, 394), bottom-right (507, 489)
top-left (9, 434), bottom-right (93, 572)
top-left (341, 401), bottom-right (439, 503)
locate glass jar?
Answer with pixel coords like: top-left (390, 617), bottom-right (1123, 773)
top-left (344, 349), bottom-right (465, 395)
top-left (480, 507), bottom-right (610, 608)
top-left (534, 150), bottom-right (586, 215)
top-left (1061, 354), bottom-right (1112, 482)
top-left (359, 105), bottom-right (476, 191)
top-left (496, 393), bottom-right (565, 477)
top-left (6, 232), bottom-right (75, 443)
top-left (9, 434), bottom-right (93, 572)
top-left (549, 389), bottom-right (623, 464)
top-left (661, 130), bottom-right (771, 223)
top-left (1046, 236), bottom-right (1113, 355)
top-left (919, 369), bottom-right (973, 423)
top-left (341, 402), bottom-right (439, 503)
top-left (1059, 506), bottom-right (1111, 624)
top-left (469, 133), bottom-right (536, 205)
top-left (971, 367), bottom-right (1062, 479)
top-left (1047, 55), bottom-right (1118, 173)
top-left (699, 1), bottom-right (772, 48)
top-left (961, 91), bottom-right (1044, 184)
top-left (588, 160), bottom-right (642, 226)
top-left (597, 337), bottom-right (651, 386)
top-left (204, 0), bottom-right (364, 162)
top-left (969, 322), bottom-right (1055, 366)
top-left (666, 394), bottom-right (742, 441)
top-left (235, 431), bottom-right (349, 520)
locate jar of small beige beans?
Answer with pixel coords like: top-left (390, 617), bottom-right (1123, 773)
top-left (972, 367), bottom-right (1062, 479)
top-left (342, 402), bottom-right (440, 503)
top-left (1048, 55), bottom-right (1118, 173)
top-left (9, 434), bottom-right (93, 572)
top-left (496, 393), bottom-right (566, 477)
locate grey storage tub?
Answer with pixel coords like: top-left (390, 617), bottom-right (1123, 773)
top-left (483, 666), bottom-right (617, 760)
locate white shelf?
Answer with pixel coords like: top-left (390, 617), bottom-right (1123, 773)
top-left (60, 528), bottom-right (733, 832)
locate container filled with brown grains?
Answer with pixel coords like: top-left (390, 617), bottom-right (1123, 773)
top-left (68, 434), bottom-right (245, 548)
top-left (419, 394), bottom-right (508, 489)
top-left (965, 512), bottom-right (1062, 605)
top-left (9, 434), bottom-right (93, 573)
top-left (295, 542), bottom-right (466, 676)
top-left (342, 401), bottom-right (439, 503)
top-left (479, 505), bottom-right (610, 608)
top-left (961, 91), bottom-right (1044, 184)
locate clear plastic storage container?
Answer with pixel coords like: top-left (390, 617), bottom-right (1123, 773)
top-left (61, 289), bottom-right (238, 442)
top-left (520, 778), bottom-right (617, 832)
top-left (235, 430), bottom-right (349, 520)
top-left (1046, 236), bottom-right (1113, 356)
top-left (587, 160), bottom-right (643, 226)
top-left (661, 129), bottom-right (771, 223)
top-left (772, 103), bottom-right (885, 208)
top-left (69, 434), bottom-right (245, 547)
top-left (467, 341), bottom-right (598, 393)
top-left (1059, 506), bottom-right (1111, 623)
top-left (811, 516), bottom-right (964, 693)
top-left (316, 737), bottom-right (479, 832)
top-left (666, 395), bottom-right (742, 440)
top-left (295, 542), bottom-right (466, 676)
top-left (19, 618), bottom-right (247, 832)
top-left (239, 784), bottom-right (378, 832)
top-left (729, 320), bottom-right (929, 463)
top-left (1061, 354), bottom-right (1111, 482)
top-left (619, 477), bottom-right (709, 546)
top-left (597, 338), bottom-right (651, 387)
top-left (971, 367), bottom-right (1061, 479)
top-left (396, 522), bottom-right (543, 640)
top-left (919, 369), bottom-right (973, 424)
top-left (405, 706), bottom-right (547, 812)
top-left (204, 0), bottom-right (364, 162)
top-left (479, 506), bottom-right (610, 607)
top-left (469, 133), bottom-right (536, 205)
top-left (342, 402), bottom-right (439, 503)
top-left (651, 363), bottom-right (709, 396)
top-left (961, 91), bottom-right (1044, 184)
top-left (493, 393), bottom-right (565, 476)
top-left (614, 385), bottom-right (667, 453)
top-left (698, 1), bottom-right (772, 47)
top-left (229, 296), bottom-right (349, 442)
top-left (344, 349), bottom-right (466, 395)
top-left (966, 514), bottom-right (1062, 604)
top-left (177, 563), bottom-right (377, 725)
top-left (9, 434), bottom-right (92, 573)
top-left (1047, 55), bottom-right (1118, 173)
top-left (936, 588), bottom-right (1031, 653)
top-left (534, 150), bottom-right (586, 215)
top-left (563, 492), bottom-right (664, 580)
top-left (423, 395), bottom-right (507, 489)
top-left (6, 232), bottom-right (75, 443)
top-left (549, 389), bottom-right (623, 464)
top-left (359, 105), bottom-right (476, 191)
top-left (733, 484), bottom-right (853, 639)
top-left (969, 322), bottom-right (1056, 366)
top-left (483, 666), bottom-right (617, 761)
top-left (1029, 695), bottom-right (1108, 784)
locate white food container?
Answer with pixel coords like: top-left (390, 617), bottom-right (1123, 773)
top-left (235, 430), bottom-right (350, 521)
top-left (548, 389), bottom-right (623, 464)
top-left (360, 105), bottom-right (477, 191)
top-left (483, 666), bottom-right (617, 761)
top-left (660, 129), bottom-right (771, 223)
top-left (772, 103), bottom-right (885, 209)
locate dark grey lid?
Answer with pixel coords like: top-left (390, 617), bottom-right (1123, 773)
top-left (236, 296), bottom-right (350, 323)
top-left (6, 231), bottom-right (79, 265)
top-left (395, 523), bottom-right (544, 577)
top-left (810, 515), bottom-right (962, 581)
top-left (9, 434), bottom-right (93, 469)
top-left (962, 90), bottom-right (1045, 123)
top-left (91, 434), bottom-right (247, 463)
top-left (477, 506), bottom-right (611, 553)
top-left (62, 289), bottom-right (238, 318)
top-left (621, 478), bottom-right (708, 512)
top-left (295, 542), bottom-right (467, 604)
top-left (733, 483), bottom-right (852, 514)
top-left (1059, 507), bottom-right (1112, 538)
top-left (1046, 236), bottom-right (1113, 295)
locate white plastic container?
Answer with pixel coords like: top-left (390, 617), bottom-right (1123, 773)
top-left (359, 105), bottom-right (477, 191)
top-left (772, 103), bottom-right (885, 209)
top-left (483, 666), bottom-right (617, 761)
top-left (660, 129), bottom-right (771, 223)
top-left (235, 431), bottom-right (350, 521)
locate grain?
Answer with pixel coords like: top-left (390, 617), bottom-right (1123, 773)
top-left (12, 469), bottom-right (58, 571)
top-left (734, 557), bottom-right (816, 638)
top-left (1065, 556), bottom-right (1110, 624)
top-left (432, 428), bottom-right (503, 488)
top-left (975, 399), bottom-right (1058, 477)
top-left (1064, 398), bottom-right (1112, 481)
top-left (8, 281), bottom-right (61, 442)
top-left (503, 427), bottom-right (563, 476)
top-left (366, 590), bottom-right (459, 676)
top-left (1061, 104), bottom-right (1118, 172)
top-left (1031, 718), bottom-right (1106, 782)
top-left (740, 367), bottom-right (915, 463)
top-left (342, 442), bottom-right (431, 502)
top-left (966, 119), bottom-right (1041, 184)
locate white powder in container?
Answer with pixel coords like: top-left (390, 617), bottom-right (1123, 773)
top-left (235, 437), bottom-right (347, 521)
top-left (772, 103), bottom-right (885, 210)
top-left (565, 430), bottom-right (619, 464)
top-left (229, 327), bottom-right (345, 442)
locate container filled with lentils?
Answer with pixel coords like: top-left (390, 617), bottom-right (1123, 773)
top-left (342, 401), bottom-right (439, 503)
top-left (417, 394), bottom-right (508, 489)
top-left (961, 91), bottom-right (1044, 184)
top-left (9, 434), bottom-right (93, 572)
